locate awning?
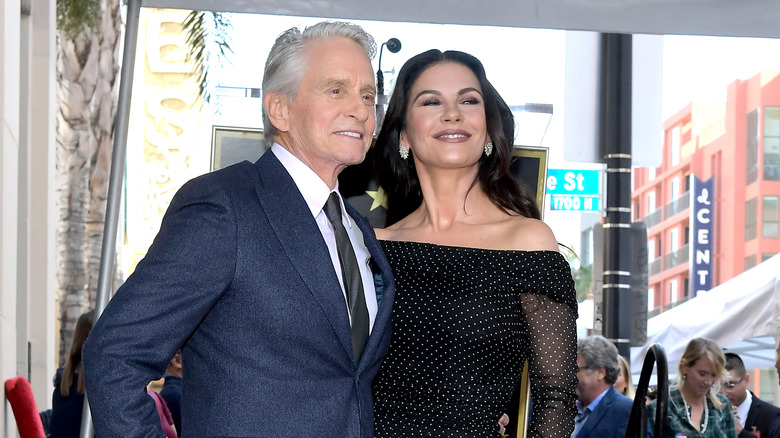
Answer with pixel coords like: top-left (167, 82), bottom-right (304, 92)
top-left (631, 254), bottom-right (780, 374)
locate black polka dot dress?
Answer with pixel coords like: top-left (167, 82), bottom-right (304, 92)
top-left (373, 241), bottom-right (578, 437)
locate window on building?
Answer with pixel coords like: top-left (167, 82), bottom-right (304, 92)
top-left (684, 225), bottom-right (690, 244)
top-left (684, 174), bottom-right (691, 192)
top-left (746, 197), bottom-right (758, 241)
top-left (648, 191), bottom-right (656, 211)
top-left (647, 239), bottom-right (655, 262)
top-left (763, 196), bottom-right (779, 238)
top-left (765, 106), bottom-right (780, 181)
top-left (683, 277), bottom-right (689, 298)
top-left (671, 126), bottom-right (681, 166)
top-left (670, 177), bottom-right (679, 200)
top-left (745, 254), bottom-right (757, 270)
top-left (582, 228), bottom-right (594, 266)
top-left (763, 253), bottom-right (777, 262)
top-left (670, 228), bottom-right (679, 253)
top-left (669, 279), bottom-right (678, 304)
top-left (648, 287), bottom-right (655, 310)
top-left (747, 109), bottom-right (759, 184)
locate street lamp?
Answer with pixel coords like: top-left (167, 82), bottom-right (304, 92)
top-left (376, 37), bottom-right (401, 129)
top-left (377, 37), bottom-right (401, 95)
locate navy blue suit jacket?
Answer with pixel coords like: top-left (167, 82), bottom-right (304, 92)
top-left (576, 385), bottom-right (634, 438)
top-left (741, 392), bottom-right (780, 438)
top-left (83, 151), bottom-right (395, 438)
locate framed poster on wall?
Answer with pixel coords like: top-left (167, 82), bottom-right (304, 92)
top-left (211, 126), bottom-right (265, 170)
top-left (510, 145), bottom-right (549, 215)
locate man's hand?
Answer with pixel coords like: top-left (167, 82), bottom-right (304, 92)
top-left (499, 413), bottom-right (510, 436)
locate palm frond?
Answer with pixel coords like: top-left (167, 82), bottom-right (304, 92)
top-left (182, 10), bottom-right (234, 103)
top-left (57, 0), bottom-right (99, 38)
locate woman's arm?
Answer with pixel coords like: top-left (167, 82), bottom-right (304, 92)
top-left (521, 291), bottom-right (578, 437)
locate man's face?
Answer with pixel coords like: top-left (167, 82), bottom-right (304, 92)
top-left (576, 355), bottom-right (606, 405)
top-left (275, 36), bottom-right (376, 183)
top-left (720, 369), bottom-right (748, 407)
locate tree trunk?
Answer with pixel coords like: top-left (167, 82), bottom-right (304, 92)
top-left (55, 0), bottom-right (121, 364)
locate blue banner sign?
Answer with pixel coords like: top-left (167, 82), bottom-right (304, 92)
top-left (689, 175), bottom-right (714, 297)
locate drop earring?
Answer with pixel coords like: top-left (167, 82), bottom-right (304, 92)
top-left (399, 145), bottom-right (409, 160)
top-left (484, 140), bottom-right (493, 156)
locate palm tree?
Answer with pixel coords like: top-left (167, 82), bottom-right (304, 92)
top-left (55, 1), bottom-right (231, 363)
top-left (55, 0), bottom-right (122, 362)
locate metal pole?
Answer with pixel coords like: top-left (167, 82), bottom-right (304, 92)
top-left (600, 33), bottom-right (633, 358)
top-left (79, 0), bottom-right (142, 436)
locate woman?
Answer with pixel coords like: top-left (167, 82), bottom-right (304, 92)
top-left (616, 355), bottom-right (637, 398)
top-left (647, 337), bottom-right (736, 437)
top-left (50, 309), bottom-right (177, 438)
top-left (371, 49), bottom-right (578, 437)
top-left (50, 309), bottom-right (94, 438)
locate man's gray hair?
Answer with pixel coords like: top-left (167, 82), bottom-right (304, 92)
top-left (261, 21), bottom-right (377, 146)
top-left (578, 335), bottom-right (621, 385)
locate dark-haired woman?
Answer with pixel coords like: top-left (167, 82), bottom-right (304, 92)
top-left (371, 49), bottom-right (577, 437)
top-left (50, 310), bottom-right (94, 438)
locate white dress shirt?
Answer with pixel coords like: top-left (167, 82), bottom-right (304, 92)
top-left (736, 390), bottom-right (752, 426)
top-left (271, 144), bottom-right (378, 332)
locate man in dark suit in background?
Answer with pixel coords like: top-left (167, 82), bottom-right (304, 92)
top-left (83, 21), bottom-right (395, 438)
top-left (722, 352), bottom-right (780, 438)
top-left (573, 335), bottom-right (634, 438)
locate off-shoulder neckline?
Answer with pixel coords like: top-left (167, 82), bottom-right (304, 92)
top-left (378, 239), bottom-right (564, 255)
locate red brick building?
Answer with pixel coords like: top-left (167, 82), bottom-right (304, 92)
top-left (632, 71), bottom-right (780, 316)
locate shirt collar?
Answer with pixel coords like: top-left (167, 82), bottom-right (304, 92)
top-left (736, 390), bottom-right (752, 422)
top-left (578, 386), bottom-right (611, 413)
top-left (271, 143), bottom-right (351, 226)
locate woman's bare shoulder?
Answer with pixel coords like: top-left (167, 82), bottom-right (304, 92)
top-left (503, 216), bottom-right (561, 252)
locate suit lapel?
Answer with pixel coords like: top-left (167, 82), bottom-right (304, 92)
top-left (744, 393), bottom-right (763, 430)
top-left (252, 152), bottom-right (353, 358)
top-left (579, 388), bottom-right (612, 436)
top-left (346, 200), bottom-right (395, 369)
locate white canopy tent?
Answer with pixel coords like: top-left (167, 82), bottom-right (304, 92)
top-left (137, 0), bottom-right (780, 39)
top-left (631, 254), bottom-right (780, 375)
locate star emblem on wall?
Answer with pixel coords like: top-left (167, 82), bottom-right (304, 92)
top-left (366, 187), bottom-right (388, 211)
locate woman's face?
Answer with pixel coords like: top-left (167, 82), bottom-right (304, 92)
top-left (682, 358), bottom-right (718, 397)
top-left (400, 62), bottom-right (488, 171)
top-left (614, 366), bottom-right (627, 394)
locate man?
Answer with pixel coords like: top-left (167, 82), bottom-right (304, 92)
top-left (83, 21), bottom-right (395, 438)
top-left (573, 335), bottom-right (634, 438)
top-left (721, 352), bottom-right (780, 437)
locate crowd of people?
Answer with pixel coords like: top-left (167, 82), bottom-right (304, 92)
top-left (570, 335), bottom-right (780, 438)
top-left (26, 18), bottom-right (780, 438)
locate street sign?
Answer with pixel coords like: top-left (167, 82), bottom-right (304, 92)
top-left (546, 169), bottom-right (600, 211)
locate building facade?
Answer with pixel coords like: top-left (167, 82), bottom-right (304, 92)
top-left (632, 71), bottom-right (780, 316)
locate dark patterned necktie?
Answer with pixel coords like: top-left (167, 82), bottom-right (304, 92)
top-left (323, 192), bottom-right (370, 363)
